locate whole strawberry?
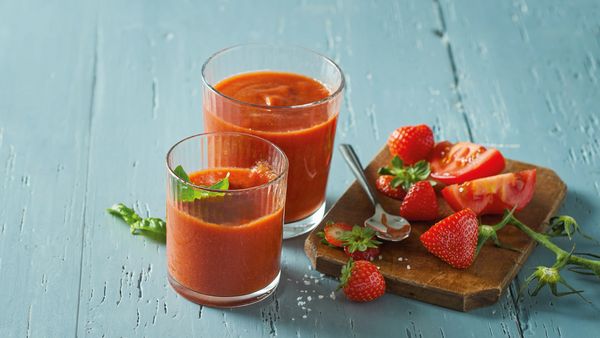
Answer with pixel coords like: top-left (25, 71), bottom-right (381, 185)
top-left (387, 124), bottom-right (434, 165)
top-left (341, 226), bottom-right (382, 261)
top-left (420, 208), bottom-right (479, 269)
top-left (339, 259), bottom-right (386, 302)
top-left (400, 181), bottom-right (438, 221)
top-left (375, 175), bottom-right (406, 200)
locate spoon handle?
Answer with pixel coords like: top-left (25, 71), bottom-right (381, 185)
top-left (339, 144), bottom-right (378, 206)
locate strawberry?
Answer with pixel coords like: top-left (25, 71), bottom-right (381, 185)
top-left (375, 175), bottom-right (406, 200)
top-left (341, 226), bottom-right (382, 261)
top-left (399, 181), bottom-right (438, 221)
top-left (339, 259), bottom-right (386, 302)
top-left (377, 156), bottom-right (432, 192)
top-left (387, 124), bottom-right (434, 165)
top-left (343, 246), bottom-right (380, 261)
top-left (420, 208), bottom-right (479, 269)
top-left (318, 222), bottom-right (353, 247)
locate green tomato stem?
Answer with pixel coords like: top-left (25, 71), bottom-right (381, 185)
top-left (489, 214), bottom-right (600, 275)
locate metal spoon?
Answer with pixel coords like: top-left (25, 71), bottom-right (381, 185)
top-left (339, 144), bottom-right (411, 242)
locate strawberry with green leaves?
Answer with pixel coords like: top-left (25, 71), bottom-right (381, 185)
top-left (377, 156), bottom-right (433, 194)
top-left (339, 259), bottom-right (386, 302)
top-left (341, 226), bottom-right (382, 261)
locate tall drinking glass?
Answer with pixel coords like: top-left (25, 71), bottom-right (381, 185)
top-left (202, 44), bottom-right (344, 238)
top-left (166, 132), bottom-right (288, 307)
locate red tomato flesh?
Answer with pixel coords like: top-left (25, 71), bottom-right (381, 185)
top-left (441, 169), bottom-right (536, 215)
top-left (429, 141), bottom-right (506, 185)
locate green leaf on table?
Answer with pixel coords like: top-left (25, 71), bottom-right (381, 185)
top-left (107, 203), bottom-right (166, 242)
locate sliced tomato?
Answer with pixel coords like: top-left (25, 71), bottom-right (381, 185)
top-left (429, 141), bottom-right (506, 185)
top-left (441, 169), bottom-right (536, 215)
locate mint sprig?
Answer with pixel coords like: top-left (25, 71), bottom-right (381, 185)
top-left (377, 156), bottom-right (434, 191)
top-left (173, 165), bottom-right (230, 202)
top-left (107, 203), bottom-right (166, 242)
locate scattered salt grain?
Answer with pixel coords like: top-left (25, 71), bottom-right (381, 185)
top-left (407, 265), bottom-right (411, 270)
top-left (307, 296), bottom-right (312, 301)
top-left (302, 315), bottom-right (307, 319)
top-left (320, 273), bottom-right (325, 278)
top-left (297, 296), bottom-right (302, 301)
top-left (303, 280), bottom-right (311, 286)
top-left (318, 295), bottom-right (324, 299)
top-left (329, 291), bottom-right (336, 300)
top-left (378, 255), bottom-right (383, 260)
top-left (397, 257), bottom-right (403, 262)
top-left (292, 318), bottom-right (295, 321)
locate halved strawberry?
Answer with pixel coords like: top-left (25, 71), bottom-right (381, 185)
top-left (420, 208), bottom-right (479, 269)
top-left (375, 175), bottom-right (406, 200)
top-left (318, 222), bottom-right (352, 247)
top-left (399, 181), bottom-right (438, 221)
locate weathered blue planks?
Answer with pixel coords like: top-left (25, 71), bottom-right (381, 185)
top-left (0, 0), bottom-right (100, 336)
top-left (0, 0), bottom-right (598, 337)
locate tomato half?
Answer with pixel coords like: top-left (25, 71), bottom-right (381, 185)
top-left (429, 141), bottom-right (506, 185)
top-left (441, 169), bottom-right (537, 215)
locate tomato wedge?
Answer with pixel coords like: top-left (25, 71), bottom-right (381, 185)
top-left (441, 169), bottom-right (536, 215)
top-left (429, 141), bottom-right (505, 185)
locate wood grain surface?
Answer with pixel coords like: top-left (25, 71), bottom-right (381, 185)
top-left (1, 0), bottom-right (599, 337)
top-left (305, 147), bottom-right (567, 311)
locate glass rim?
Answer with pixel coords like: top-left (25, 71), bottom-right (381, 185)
top-left (201, 43), bottom-right (345, 110)
top-left (165, 131), bottom-right (289, 194)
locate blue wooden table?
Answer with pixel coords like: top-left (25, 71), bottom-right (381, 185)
top-left (1, 1), bottom-right (599, 337)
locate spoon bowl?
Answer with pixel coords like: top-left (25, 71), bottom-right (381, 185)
top-left (339, 144), bottom-right (411, 242)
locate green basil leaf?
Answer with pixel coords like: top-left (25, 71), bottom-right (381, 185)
top-left (194, 174), bottom-right (230, 199)
top-left (107, 203), bottom-right (142, 225)
top-left (107, 203), bottom-right (166, 242)
top-left (173, 165), bottom-right (190, 182)
top-left (132, 217), bottom-right (167, 236)
top-left (174, 165), bottom-right (230, 201)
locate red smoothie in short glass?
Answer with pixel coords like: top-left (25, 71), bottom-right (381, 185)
top-left (167, 167), bottom-right (283, 298)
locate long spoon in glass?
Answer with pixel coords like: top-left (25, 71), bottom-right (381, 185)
top-left (339, 144), bottom-right (411, 242)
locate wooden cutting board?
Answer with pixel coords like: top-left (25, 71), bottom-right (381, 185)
top-left (304, 147), bottom-right (567, 311)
